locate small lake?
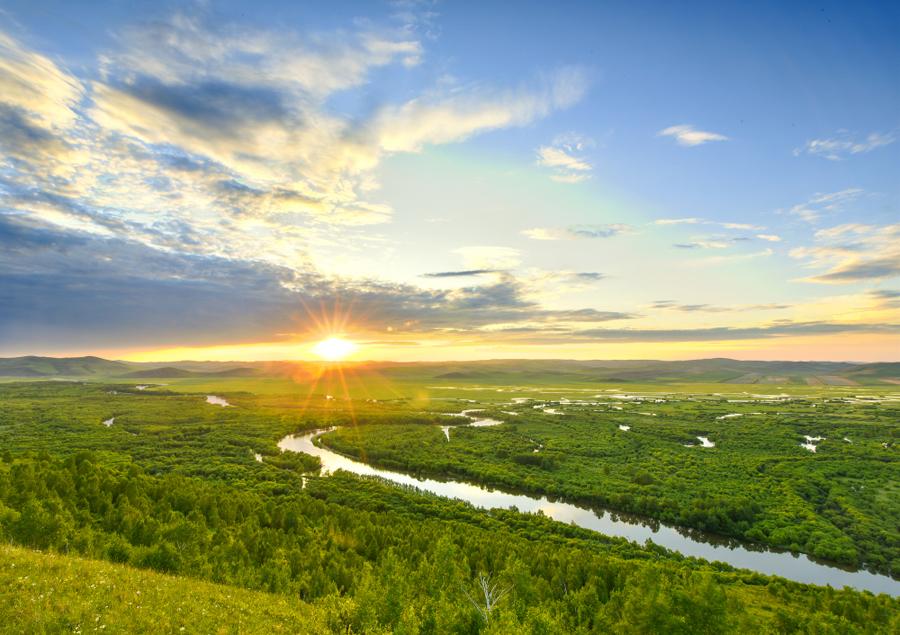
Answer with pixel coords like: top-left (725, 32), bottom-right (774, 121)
top-left (279, 428), bottom-right (899, 596)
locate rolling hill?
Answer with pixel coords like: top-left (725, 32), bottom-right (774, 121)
top-left (0, 355), bottom-right (897, 385)
top-left (0, 355), bottom-right (132, 377)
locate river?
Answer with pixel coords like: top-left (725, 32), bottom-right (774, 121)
top-left (278, 427), bottom-right (899, 595)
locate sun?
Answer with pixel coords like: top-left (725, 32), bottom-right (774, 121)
top-left (312, 337), bottom-right (357, 361)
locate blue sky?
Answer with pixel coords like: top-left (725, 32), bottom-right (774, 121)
top-left (0, 1), bottom-right (898, 361)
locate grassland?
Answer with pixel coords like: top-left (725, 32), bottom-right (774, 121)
top-left (0, 544), bottom-right (325, 634)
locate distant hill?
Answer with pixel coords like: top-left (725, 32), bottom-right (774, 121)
top-left (843, 362), bottom-right (900, 381)
top-left (0, 356), bottom-right (132, 377)
top-left (120, 366), bottom-right (198, 378)
top-left (372, 358), bottom-right (897, 386)
top-left (120, 366), bottom-right (260, 378)
top-left (0, 355), bottom-right (896, 385)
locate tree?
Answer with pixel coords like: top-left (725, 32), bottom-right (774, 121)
top-left (463, 573), bottom-right (509, 624)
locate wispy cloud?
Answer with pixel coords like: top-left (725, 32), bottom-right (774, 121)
top-left (536, 132), bottom-right (593, 183)
top-left (0, 32), bottom-right (83, 129)
top-left (791, 223), bottom-right (900, 283)
top-left (376, 67), bottom-right (589, 153)
top-left (568, 321), bottom-right (898, 343)
top-left (658, 124), bottom-right (728, 147)
top-left (869, 289), bottom-right (900, 308)
top-left (692, 248), bottom-right (774, 265)
top-left (650, 300), bottom-right (790, 313)
top-left (654, 218), bottom-right (763, 231)
top-left (787, 188), bottom-right (864, 223)
top-left (673, 241), bottom-right (728, 250)
top-left (655, 218), bottom-right (701, 225)
top-left (522, 224), bottom-right (631, 240)
top-left (795, 130), bottom-right (896, 160)
top-left (721, 222), bottom-right (760, 230)
top-left (422, 269), bottom-right (500, 278)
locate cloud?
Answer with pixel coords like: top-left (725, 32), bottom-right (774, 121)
top-left (106, 13), bottom-right (423, 98)
top-left (650, 300), bottom-right (790, 313)
top-left (756, 234), bottom-right (782, 242)
top-left (795, 130), bottom-right (896, 160)
top-left (23, 10), bottom-right (583, 233)
top-left (535, 132), bottom-right (593, 183)
top-left (654, 218), bottom-right (764, 231)
top-left (0, 31), bottom-right (83, 129)
top-left (374, 66), bottom-right (588, 153)
top-left (869, 289), bottom-right (900, 308)
top-left (694, 248), bottom-right (774, 265)
top-left (671, 232), bottom-right (770, 250)
top-left (2, 211), bottom-right (891, 353)
top-left (655, 217), bottom-right (701, 225)
top-left (0, 32), bottom-right (85, 182)
top-left (422, 269), bottom-right (500, 278)
top-left (0, 8), bottom-right (589, 279)
top-left (673, 240), bottom-right (730, 250)
top-left (658, 124), bottom-right (728, 147)
top-left (721, 222), bottom-right (763, 231)
top-left (791, 223), bottom-right (900, 283)
top-left (0, 213), bottom-right (636, 351)
top-left (787, 188), bottom-right (863, 223)
top-left (522, 224), bottom-right (631, 240)
top-left (536, 146), bottom-right (591, 172)
top-left (569, 321), bottom-right (898, 343)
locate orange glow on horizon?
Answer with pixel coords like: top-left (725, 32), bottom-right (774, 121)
top-left (96, 331), bottom-right (900, 364)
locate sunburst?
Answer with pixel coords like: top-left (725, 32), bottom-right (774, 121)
top-left (312, 337), bottom-right (356, 361)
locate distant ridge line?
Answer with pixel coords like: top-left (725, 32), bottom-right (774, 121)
top-left (0, 355), bottom-right (896, 385)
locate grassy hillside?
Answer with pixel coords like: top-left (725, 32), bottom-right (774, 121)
top-left (121, 367), bottom-right (261, 379)
top-left (0, 544), bottom-right (328, 634)
top-left (0, 356), bottom-right (132, 377)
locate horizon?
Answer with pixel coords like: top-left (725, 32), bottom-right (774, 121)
top-left (1, 1), bottom-right (898, 362)
top-left (2, 353), bottom-right (895, 366)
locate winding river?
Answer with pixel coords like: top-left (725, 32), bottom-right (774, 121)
top-left (279, 427), bottom-right (899, 595)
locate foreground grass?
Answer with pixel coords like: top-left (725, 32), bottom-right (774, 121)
top-left (3, 542), bottom-right (898, 634)
top-left (0, 544), bottom-right (334, 634)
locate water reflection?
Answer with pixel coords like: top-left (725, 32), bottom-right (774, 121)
top-left (279, 428), bottom-right (899, 596)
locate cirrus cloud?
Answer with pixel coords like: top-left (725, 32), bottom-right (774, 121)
top-left (658, 124), bottom-right (728, 146)
top-left (794, 130), bottom-right (896, 161)
top-left (522, 224), bottom-right (632, 240)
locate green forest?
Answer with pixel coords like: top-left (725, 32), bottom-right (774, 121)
top-left (322, 392), bottom-right (900, 573)
top-left (0, 380), bottom-right (897, 633)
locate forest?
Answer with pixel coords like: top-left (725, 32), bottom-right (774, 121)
top-left (321, 391), bottom-right (900, 574)
top-left (0, 380), bottom-right (897, 633)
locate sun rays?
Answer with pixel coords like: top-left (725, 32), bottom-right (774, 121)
top-left (312, 337), bottom-right (357, 361)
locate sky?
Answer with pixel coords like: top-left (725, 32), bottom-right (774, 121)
top-left (0, 0), bottom-right (898, 362)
